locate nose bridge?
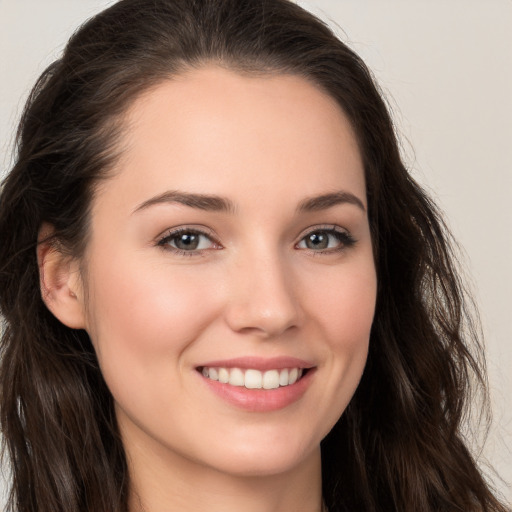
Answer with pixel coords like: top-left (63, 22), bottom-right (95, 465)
top-left (224, 240), bottom-right (301, 337)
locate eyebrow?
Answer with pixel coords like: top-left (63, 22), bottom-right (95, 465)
top-left (297, 191), bottom-right (366, 213)
top-left (133, 190), bottom-right (237, 214)
top-left (132, 189), bottom-right (365, 215)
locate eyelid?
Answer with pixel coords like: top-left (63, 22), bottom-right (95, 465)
top-left (156, 225), bottom-right (222, 253)
top-left (156, 225), bottom-right (218, 241)
top-left (295, 224), bottom-right (356, 253)
top-left (154, 223), bottom-right (356, 256)
top-left (296, 224), bottom-right (349, 241)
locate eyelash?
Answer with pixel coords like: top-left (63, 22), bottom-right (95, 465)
top-left (296, 225), bottom-right (357, 254)
top-left (156, 227), bottom-right (220, 257)
top-left (156, 225), bottom-right (357, 257)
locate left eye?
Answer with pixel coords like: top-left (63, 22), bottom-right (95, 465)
top-left (297, 229), bottom-right (352, 251)
top-left (159, 230), bottom-right (216, 251)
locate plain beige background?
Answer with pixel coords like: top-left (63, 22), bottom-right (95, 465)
top-left (0, 0), bottom-right (510, 507)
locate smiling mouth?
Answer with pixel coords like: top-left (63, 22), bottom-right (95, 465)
top-left (198, 366), bottom-right (309, 390)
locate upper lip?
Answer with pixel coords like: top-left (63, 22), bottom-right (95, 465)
top-left (197, 356), bottom-right (315, 371)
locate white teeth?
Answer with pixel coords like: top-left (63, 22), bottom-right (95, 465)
top-left (244, 369), bottom-right (262, 389)
top-left (201, 366), bottom-right (306, 389)
top-left (289, 368), bottom-right (298, 385)
top-left (228, 368), bottom-right (244, 387)
top-left (218, 367), bottom-right (229, 384)
top-left (262, 370), bottom-right (280, 389)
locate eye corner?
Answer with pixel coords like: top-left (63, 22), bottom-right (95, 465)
top-left (155, 226), bottom-right (222, 255)
top-left (296, 225), bottom-right (357, 254)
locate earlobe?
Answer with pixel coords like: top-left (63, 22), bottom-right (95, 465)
top-left (37, 224), bottom-right (86, 330)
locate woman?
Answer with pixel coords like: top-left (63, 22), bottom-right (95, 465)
top-left (0, 0), bottom-right (508, 511)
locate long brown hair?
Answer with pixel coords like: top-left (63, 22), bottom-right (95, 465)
top-left (0, 1), bottom-right (508, 510)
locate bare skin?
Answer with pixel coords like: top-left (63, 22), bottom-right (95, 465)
top-left (40, 66), bottom-right (377, 512)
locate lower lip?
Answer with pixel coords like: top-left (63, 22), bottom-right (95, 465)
top-left (198, 369), bottom-right (315, 412)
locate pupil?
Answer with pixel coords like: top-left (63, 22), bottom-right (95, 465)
top-left (307, 232), bottom-right (328, 249)
top-left (176, 233), bottom-right (198, 250)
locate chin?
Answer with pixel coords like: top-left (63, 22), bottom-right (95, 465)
top-left (194, 429), bottom-right (322, 478)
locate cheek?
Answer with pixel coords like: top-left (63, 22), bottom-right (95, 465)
top-left (292, 260), bottom-right (376, 434)
top-left (308, 260), bottom-right (377, 349)
top-left (84, 254), bottom-right (221, 379)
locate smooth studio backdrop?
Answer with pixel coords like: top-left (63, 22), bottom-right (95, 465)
top-left (0, 0), bottom-right (511, 506)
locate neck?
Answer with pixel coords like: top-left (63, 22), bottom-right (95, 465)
top-left (126, 436), bottom-right (323, 512)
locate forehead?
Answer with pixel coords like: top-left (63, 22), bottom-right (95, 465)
top-left (95, 66), bottom-right (365, 214)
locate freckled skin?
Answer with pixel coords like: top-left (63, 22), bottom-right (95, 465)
top-left (80, 67), bottom-right (377, 511)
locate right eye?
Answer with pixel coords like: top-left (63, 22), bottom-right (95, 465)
top-left (157, 228), bottom-right (219, 254)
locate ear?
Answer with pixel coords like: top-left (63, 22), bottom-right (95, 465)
top-left (37, 223), bottom-right (86, 329)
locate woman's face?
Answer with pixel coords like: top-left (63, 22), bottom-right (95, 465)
top-left (80, 66), bottom-right (377, 478)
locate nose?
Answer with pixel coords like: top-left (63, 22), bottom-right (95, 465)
top-left (224, 250), bottom-right (302, 338)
